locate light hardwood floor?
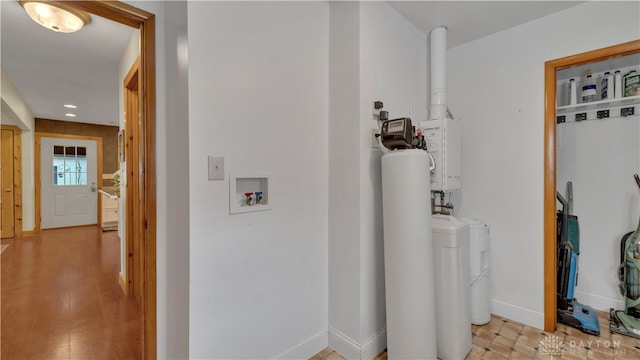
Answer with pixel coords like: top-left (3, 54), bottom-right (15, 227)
top-left (1, 226), bottom-right (141, 359)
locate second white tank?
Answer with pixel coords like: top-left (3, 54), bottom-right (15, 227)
top-left (432, 214), bottom-right (472, 360)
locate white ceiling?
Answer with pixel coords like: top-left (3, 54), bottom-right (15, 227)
top-left (389, 1), bottom-right (586, 48)
top-left (1, 1), bottom-right (585, 127)
top-left (1, 0), bottom-right (135, 126)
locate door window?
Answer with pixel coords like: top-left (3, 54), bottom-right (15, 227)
top-left (52, 145), bottom-right (87, 186)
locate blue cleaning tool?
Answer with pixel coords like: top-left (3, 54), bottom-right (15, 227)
top-left (557, 186), bottom-right (600, 336)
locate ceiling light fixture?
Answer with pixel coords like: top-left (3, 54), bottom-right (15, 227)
top-left (65, 113), bottom-right (76, 118)
top-left (64, 104), bottom-right (77, 109)
top-left (19, 1), bottom-right (91, 33)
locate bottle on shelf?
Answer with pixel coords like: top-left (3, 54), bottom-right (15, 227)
top-left (624, 70), bottom-right (639, 97)
top-left (582, 70), bottom-right (597, 103)
top-left (615, 70), bottom-right (623, 99)
top-left (601, 71), bottom-right (611, 100)
top-left (569, 78), bottom-right (577, 105)
top-left (607, 72), bottom-right (615, 99)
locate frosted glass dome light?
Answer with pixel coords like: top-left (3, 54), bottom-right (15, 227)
top-left (20, 1), bottom-right (91, 33)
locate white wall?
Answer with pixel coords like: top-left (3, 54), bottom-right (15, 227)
top-left (328, 2), bottom-right (427, 358)
top-left (557, 112), bottom-right (639, 311)
top-left (187, 2), bottom-right (328, 358)
top-left (1, 67), bottom-right (35, 232)
top-left (156, 2), bottom-right (190, 358)
top-left (448, 1), bottom-right (640, 329)
top-left (328, 2), bottom-right (362, 355)
top-left (109, 2), bottom-right (640, 358)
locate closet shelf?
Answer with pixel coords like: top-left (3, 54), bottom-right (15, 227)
top-left (557, 95), bottom-right (640, 114)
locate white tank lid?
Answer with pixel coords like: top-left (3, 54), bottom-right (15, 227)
top-left (460, 218), bottom-right (486, 228)
top-left (431, 214), bottom-right (469, 234)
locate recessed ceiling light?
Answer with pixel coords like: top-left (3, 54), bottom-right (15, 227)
top-left (65, 113), bottom-right (77, 118)
top-left (64, 104), bottom-right (77, 109)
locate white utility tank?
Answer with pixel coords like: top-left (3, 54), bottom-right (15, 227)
top-left (462, 218), bottom-right (492, 325)
top-left (432, 215), bottom-right (471, 360)
top-left (381, 149), bottom-right (437, 360)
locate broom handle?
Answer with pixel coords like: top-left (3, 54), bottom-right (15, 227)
top-left (567, 181), bottom-right (574, 215)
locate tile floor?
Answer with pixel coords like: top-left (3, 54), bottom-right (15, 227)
top-left (312, 311), bottom-right (640, 360)
top-left (1, 226), bottom-right (141, 359)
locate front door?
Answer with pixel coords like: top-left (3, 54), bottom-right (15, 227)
top-left (1, 129), bottom-right (15, 238)
top-left (41, 137), bottom-right (98, 229)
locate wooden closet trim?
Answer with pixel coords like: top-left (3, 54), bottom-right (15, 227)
top-left (543, 39), bottom-right (640, 332)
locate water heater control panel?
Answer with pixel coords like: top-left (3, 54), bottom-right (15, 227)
top-left (381, 118), bottom-right (414, 150)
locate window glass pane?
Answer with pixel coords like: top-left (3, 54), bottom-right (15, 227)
top-left (66, 172), bottom-right (77, 185)
top-left (52, 145), bottom-right (88, 186)
top-left (77, 172), bottom-right (87, 185)
top-left (73, 160), bottom-right (84, 185)
top-left (53, 156), bottom-right (65, 186)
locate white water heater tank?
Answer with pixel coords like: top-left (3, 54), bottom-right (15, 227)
top-left (431, 215), bottom-right (471, 360)
top-left (381, 149), bottom-right (437, 360)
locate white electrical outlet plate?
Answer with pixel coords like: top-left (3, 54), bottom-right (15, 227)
top-left (208, 156), bottom-right (224, 180)
top-left (371, 128), bottom-right (380, 148)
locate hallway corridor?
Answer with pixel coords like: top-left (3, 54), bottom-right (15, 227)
top-left (1, 226), bottom-right (141, 359)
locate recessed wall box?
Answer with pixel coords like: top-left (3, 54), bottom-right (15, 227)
top-left (230, 174), bottom-right (271, 214)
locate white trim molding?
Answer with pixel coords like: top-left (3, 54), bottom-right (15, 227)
top-left (328, 326), bottom-right (387, 360)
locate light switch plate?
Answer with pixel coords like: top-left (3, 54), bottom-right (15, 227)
top-left (208, 156), bottom-right (224, 180)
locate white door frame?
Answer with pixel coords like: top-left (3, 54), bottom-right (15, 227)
top-left (35, 133), bottom-right (103, 232)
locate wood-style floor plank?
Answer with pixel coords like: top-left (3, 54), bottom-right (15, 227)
top-left (1, 226), bottom-right (141, 359)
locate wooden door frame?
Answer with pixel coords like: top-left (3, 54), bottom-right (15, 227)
top-left (123, 57), bottom-right (141, 299)
top-left (65, 2), bottom-right (157, 358)
top-left (34, 132), bottom-right (104, 231)
top-left (543, 39), bottom-right (640, 332)
top-left (0, 125), bottom-right (23, 238)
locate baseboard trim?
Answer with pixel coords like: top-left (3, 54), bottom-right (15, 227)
top-left (361, 326), bottom-right (387, 360)
top-left (118, 272), bottom-right (128, 296)
top-left (268, 328), bottom-right (327, 360)
top-left (574, 290), bottom-right (624, 312)
top-left (492, 299), bottom-right (544, 330)
top-left (328, 326), bottom-right (387, 360)
top-left (328, 327), bottom-right (360, 359)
